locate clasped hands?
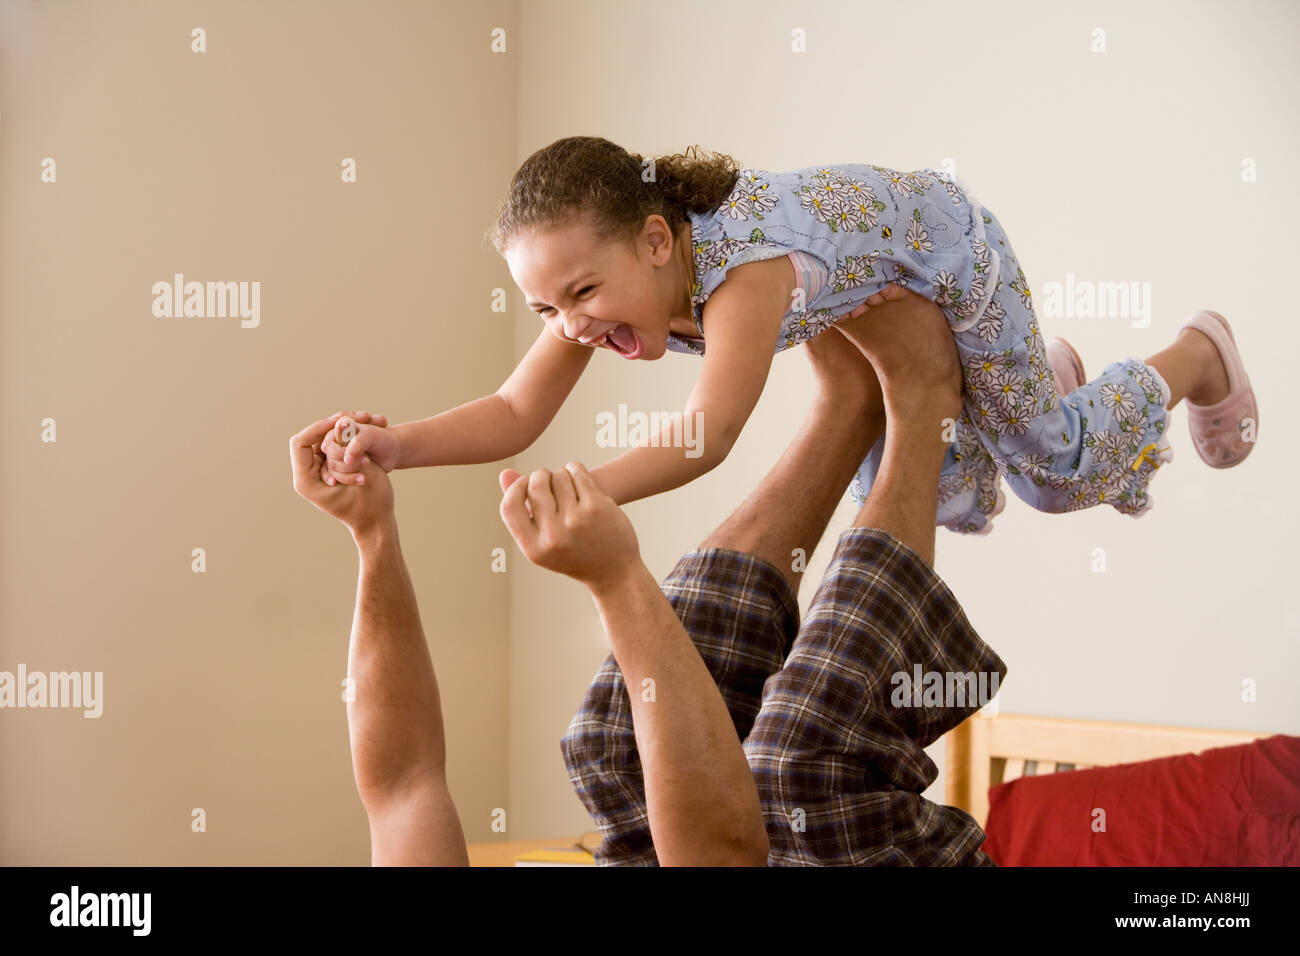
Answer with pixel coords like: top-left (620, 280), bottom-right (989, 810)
top-left (307, 411), bottom-right (641, 592)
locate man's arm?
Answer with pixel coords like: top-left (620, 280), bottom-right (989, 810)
top-left (347, 516), bottom-right (469, 866)
top-left (588, 562), bottom-right (770, 866)
top-left (499, 465), bottom-right (768, 865)
top-left (289, 412), bottom-right (468, 866)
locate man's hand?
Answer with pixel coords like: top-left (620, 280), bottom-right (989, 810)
top-left (291, 411), bottom-right (396, 539)
top-left (497, 463), bottom-right (641, 593)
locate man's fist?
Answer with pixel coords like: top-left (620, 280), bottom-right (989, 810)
top-left (498, 463), bottom-right (640, 592)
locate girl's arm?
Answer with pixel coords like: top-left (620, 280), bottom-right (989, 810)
top-left (589, 260), bottom-right (790, 505)
top-left (390, 328), bottom-right (595, 469)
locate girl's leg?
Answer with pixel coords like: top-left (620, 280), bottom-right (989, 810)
top-left (950, 211), bottom-right (1176, 518)
top-left (1143, 326), bottom-right (1231, 409)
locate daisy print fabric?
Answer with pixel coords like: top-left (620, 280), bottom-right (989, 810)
top-left (668, 164), bottom-right (1173, 532)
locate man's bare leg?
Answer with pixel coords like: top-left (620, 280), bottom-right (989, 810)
top-left (745, 289), bottom-right (1005, 867)
top-left (699, 331), bottom-right (885, 594)
top-left (833, 286), bottom-right (964, 566)
top-left (561, 298), bottom-right (948, 865)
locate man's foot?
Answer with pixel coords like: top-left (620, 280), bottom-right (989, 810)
top-left (804, 321), bottom-right (884, 410)
top-left (832, 285), bottom-right (962, 423)
top-left (1179, 327), bottom-right (1231, 407)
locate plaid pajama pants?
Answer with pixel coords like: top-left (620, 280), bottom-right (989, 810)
top-left (561, 527), bottom-right (1007, 866)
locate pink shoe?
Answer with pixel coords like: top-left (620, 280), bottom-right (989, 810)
top-left (1178, 311), bottom-right (1258, 469)
top-left (1046, 337), bottom-right (1086, 397)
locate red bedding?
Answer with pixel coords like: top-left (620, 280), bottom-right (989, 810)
top-left (981, 734), bottom-right (1300, 866)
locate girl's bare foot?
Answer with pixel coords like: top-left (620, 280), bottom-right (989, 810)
top-left (1145, 325), bottom-right (1232, 409)
top-left (1180, 328), bottom-right (1231, 406)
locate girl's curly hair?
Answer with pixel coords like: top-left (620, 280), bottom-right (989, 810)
top-left (485, 136), bottom-right (741, 255)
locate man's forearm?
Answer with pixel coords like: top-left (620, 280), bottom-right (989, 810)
top-left (588, 563), bottom-right (768, 865)
top-left (346, 519), bottom-right (449, 804)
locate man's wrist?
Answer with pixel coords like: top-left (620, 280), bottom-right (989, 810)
top-left (351, 514), bottom-right (401, 556)
top-left (584, 558), bottom-right (654, 604)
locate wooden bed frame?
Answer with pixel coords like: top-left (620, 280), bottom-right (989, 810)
top-left (944, 712), bottom-right (1272, 829)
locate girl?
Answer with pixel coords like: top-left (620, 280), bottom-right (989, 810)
top-left (318, 136), bottom-right (1258, 533)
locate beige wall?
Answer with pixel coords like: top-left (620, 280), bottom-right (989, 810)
top-left (2, 0), bottom-right (1296, 863)
top-left (0, 0), bottom-right (519, 862)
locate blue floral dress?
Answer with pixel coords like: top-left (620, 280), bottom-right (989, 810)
top-left (666, 164), bottom-right (1173, 533)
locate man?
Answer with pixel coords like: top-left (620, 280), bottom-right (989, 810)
top-left (559, 283), bottom-right (1007, 865)
top-left (290, 285), bottom-right (1004, 866)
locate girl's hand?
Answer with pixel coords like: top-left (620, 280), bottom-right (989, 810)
top-left (317, 411), bottom-right (395, 486)
top-left (291, 415), bottom-right (397, 540)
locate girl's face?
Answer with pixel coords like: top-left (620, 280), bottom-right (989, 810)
top-left (506, 215), bottom-right (691, 362)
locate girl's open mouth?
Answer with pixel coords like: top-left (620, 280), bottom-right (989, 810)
top-left (603, 324), bottom-right (643, 360)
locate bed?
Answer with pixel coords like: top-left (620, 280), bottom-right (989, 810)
top-left (943, 712), bottom-right (1297, 865)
